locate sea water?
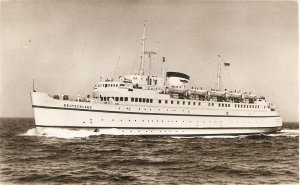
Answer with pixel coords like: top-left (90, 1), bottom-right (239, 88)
top-left (0, 118), bottom-right (298, 184)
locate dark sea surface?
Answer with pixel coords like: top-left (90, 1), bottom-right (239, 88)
top-left (0, 118), bottom-right (298, 184)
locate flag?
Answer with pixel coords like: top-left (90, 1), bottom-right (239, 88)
top-left (224, 62), bottom-right (230, 66)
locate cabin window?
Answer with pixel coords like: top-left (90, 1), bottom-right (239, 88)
top-left (177, 101), bottom-right (180, 105)
top-left (183, 101), bottom-right (185, 105)
top-left (115, 97), bottom-right (119, 101)
top-left (150, 99), bottom-right (153, 103)
top-left (124, 97), bottom-right (128, 101)
top-left (146, 99), bottom-right (149, 103)
top-left (120, 97), bottom-right (123, 101)
top-left (222, 104), bottom-right (224, 107)
top-left (158, 100), bottom-right (161, 104)
top-left (135, 98), bottom-right (138, 102)
top-left (208, 103), bottom-right (210, 106)
top-left (165, 100), bottom-right (168, 104)
top-left (139, 98), bottom-right (142, 102)
top-left (193, 102), bottom-right (196, 106)
top-left (198, 102), bottom-right (201, 106)
top-left (105, 84), bottom-right (107, 87)
top-left (130, 97), bottom-right (134, 102)
top-left (219, 103), bottom-right (221, 107)
top-left (103, 97), bottom-right (107, 101)
top-left (101, 97), bottom-right (103, 101)
top-left (225, 104), bottom-right (227, 107)
top-left (188, 102), bottom-right (190, 105)
top-left (171, 100), bottom-right (173, 104)
top-left (212, 103), bottom-right (214, 106)
top-left (143, 98), bottom-right (146, 103)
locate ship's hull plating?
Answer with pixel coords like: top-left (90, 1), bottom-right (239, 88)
top-left (31, 92), bottom-right (282, 136)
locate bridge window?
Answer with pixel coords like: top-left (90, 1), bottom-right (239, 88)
top-left (146, 99), bottom-right (149, 103)
top-left (135, 98), bottom-right (138, 102)
top-left (177, 101), bottom-right (180, 105)
top-left (115, 97), bottom-right (119, 101)
top-left (150, 99), bottom-right (153, 103)
top-left (131, 97), bottom-right (134, 102)
top-left (143, 98), bottom-right (146, 103)
top-left (139, 98), bottom-right (142, 102)
top-left (193, 102), bottom-right (196, 106)
top-left (183, 101), bottom-right (185, 105)
top-left (208, 103), bottom-right (210, 106)
top-left (120, 97), bottom-right (123, 101)
top-left (198, 102), bottom-right (201, 106)
top-left (165, 100), bottom-right (168, 104)
top-left (188, 102), bottom-right (190, 105)
top-left (158, 100), bottom-right (161, 104)
top-left (171, 100), bottom-right (173, 104)
top-left (212, 103), bottom-right (214, 106)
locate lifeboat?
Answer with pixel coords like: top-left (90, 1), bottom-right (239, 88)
top-left (225, 92), bottom-right (242, 99)
top-left (166, 87), bottom-right (187, 95)
top-left (208, 91), bottom-right (226, 98)
top-left (188, 89), bottom-right (207, 96)
top-left (242, 94), bottom-right (257, 99)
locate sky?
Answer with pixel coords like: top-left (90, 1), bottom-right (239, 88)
top-left (0, 0), bottom-right (298, 122)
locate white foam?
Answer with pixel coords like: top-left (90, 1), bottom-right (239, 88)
top-left (268, 129), bottom-right (299, 137)
top-left (21, 128), bottom-right (298, 139)
top-left (171, 135), bottom-right (243, 139)
top-left (21, 127), bottom-right (101, 139)
top-left (21, 128), bottom-right (38, 136)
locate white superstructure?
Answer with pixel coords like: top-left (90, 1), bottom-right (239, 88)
top-left (30, 25), bottom-right (282, 136)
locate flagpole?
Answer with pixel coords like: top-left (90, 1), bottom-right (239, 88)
top-left (217, 55), bottom-right (221, 91)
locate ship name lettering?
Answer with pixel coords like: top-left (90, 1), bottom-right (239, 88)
top-left (64, 104), bottom-right (92, 109)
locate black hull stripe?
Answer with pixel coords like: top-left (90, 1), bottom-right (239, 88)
top-left (32, 105), bottom-right (281, 118)
top-left (35, 125), bottom-right (282, 130)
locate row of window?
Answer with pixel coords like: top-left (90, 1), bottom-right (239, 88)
top-left (99, 96), bottom-right (264, 109)
top-left (100, 96), bottom-right (153, 103)
top-left (159, 99), bottom-right (262, 109)
top-left (97, 83), bottom-right (120, 88)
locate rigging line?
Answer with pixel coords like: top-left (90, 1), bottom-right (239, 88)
top-left (129, 44), bottom-right (140, 74)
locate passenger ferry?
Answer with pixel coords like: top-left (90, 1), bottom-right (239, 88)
top-left (30, 25), bottom-right (282, 136)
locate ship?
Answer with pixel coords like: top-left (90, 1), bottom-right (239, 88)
top-left (30, 25), bottom-right (282, 136)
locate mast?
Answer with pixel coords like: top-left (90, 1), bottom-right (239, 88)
top-left (162, 57), bottom-right (166, 89)
top-left (32, 79), bottom-right (36, 92)
top-left (217, 55), bottom-right (221, 91)
top-left (139, 24), bottom-right (146, 75)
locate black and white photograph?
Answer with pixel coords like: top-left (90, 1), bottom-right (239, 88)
top-left (0, 0), bottom-right (298, 184)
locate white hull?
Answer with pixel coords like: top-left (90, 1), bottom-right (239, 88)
top-left (31, 92), bottom-right (282, 136)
